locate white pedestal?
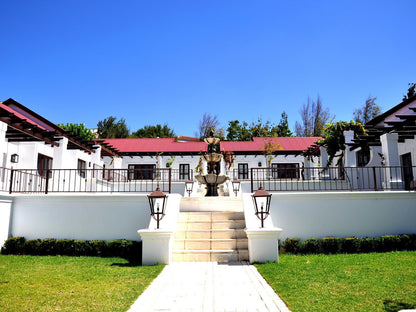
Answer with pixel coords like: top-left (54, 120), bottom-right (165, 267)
top-left (138, 229), bottom-right (174, 265)
top-left (245, 227), bottom-right (283, 264)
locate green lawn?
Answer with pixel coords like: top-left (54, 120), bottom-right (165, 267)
top-left (0, 255), bottom-right (164, 312)
top-left (256, 251), bottom-right (416, 312)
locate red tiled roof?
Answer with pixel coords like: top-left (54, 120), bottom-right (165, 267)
top-left (0, 102), bottom-right (52, 131)
top-left (220, 137), bottom-right (322, 152)
top-left (96, 138), bottom-right (207, 153)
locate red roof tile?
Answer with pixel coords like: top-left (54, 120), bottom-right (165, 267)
top-left (220, 137), bottom-right (322, 152)
top-left (97, 138), bottom-right (207, 153)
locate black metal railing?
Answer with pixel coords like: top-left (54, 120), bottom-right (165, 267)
top-left (249, 166), bottom-right (416, 192)
top-left (1, 168), bottom-right (183, 194)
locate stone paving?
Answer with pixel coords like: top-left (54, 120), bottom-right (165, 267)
top-left (128, 261), bottom-right (290, 312)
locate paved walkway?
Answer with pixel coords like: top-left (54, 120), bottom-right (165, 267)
top-left (128, 261), bottom-right (290, 312)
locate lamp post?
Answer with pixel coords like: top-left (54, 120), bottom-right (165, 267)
top-left (252, 186), bottom-right (272, 228)
top-left (232, 178), bottom-right (240, 196)
top-left (147, 187), bottom-right (167, 229)
top-left (185, 179), bottom-right (194, 197)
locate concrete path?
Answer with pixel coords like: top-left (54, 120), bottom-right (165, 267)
top-left (128, 261), bottom-right (290, 312)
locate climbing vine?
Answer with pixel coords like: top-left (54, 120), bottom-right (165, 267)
top-left (318, 121), bottom-right (366, 166)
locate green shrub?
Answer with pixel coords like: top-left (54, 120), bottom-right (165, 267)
top-left (359, 237), bottom-right (376, 253)
top-left (38, 238), bottom-right (57, 255)
top-left (88, 240), bottom-right (107, 256)
top-left (377, 235), bottom-right (400, 252)
top-left (24, 239), bottom-right (41, 255)
top-left (340, 237), bottom-right (359, 253)
top-left (301, 238), bottom-right (321, 254)
top-left (56, 239), bottom-right (75, 255)
top-left (383, 299), bottom-right (416, 312)
top-left (321, 237), bottom-right (341, 254)
top-left (1, 237), bottom-right (25, 255)
top-left (282, 238), bottom-right (301, 254)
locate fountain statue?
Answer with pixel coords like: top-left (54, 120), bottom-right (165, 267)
top-left (195, 132), bottom-right (229, 196)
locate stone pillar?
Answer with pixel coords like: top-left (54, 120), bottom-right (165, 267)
top-left (303, 157), bottom-right (312, 180)
top-left (245, 228), bottom-right (283, 263)
top-left (138, 230), bottom-right (174, 265)
top-left (320, 146), bottom-right (328, 168)
top-left (380, 133), bottom-right (402, 189)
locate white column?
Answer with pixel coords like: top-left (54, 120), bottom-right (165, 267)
top-left (53, 137), bottom-right (69, 169)
top-left (320, 146), bottom-right (328, 168)
top-left (380, 133), bottom-right (402, 189)
top-left (343, 130), bottom-right (356, 167)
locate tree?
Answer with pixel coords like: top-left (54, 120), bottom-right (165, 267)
top-left (226, 114), bottom-right (292, 141)
top-left (97, 116), bottom-right (129, 138)
top-left (276, 112), bottom-right (293, 137)
top-left (131, 124), bottom-right (175, 138)
top-left (353, 96), bottom-right (381, 124)
top-left (295, 95), bottom-right (332, 137)
top-left (402, 83), bottom-right (416, 101)
top-left (197, 113), bottom-right (225, 139)
top-left (58, 123), bottom-right (95, 141)
top-left (226, 120), bottom-right (252, 141)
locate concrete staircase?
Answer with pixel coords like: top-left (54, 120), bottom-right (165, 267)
top-left (173, 198), bottom-right (248, 262)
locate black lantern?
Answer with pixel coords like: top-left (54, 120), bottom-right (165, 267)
top-left (252, 186), bottom-right (272, 228)
top-left (185, 179), bottom-right (194, 197)
top-left (147, 187), bottom-right (167, 229)
top-left (232, 178), bottom-right (240, 196)
top-left (11, 154), bottom-right (19, 163)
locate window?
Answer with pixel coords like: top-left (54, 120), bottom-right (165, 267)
top-left (238, 163), bottom-right (249, 180)
top-left (78, 159), bottom-right (87, 178)
top-left (271, 163), bottom-right (299, 179)
top-left (356, 149), bottom-right (370, 167)
top-left (37, 154), bottom-right (52, 177)
top-left (128, 164), bottom-right (156, 180)
top-left (179, 164), bottom-right (190, 180)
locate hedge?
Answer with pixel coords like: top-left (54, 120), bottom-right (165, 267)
top-left (281, 234), bottom-right (416, 255)
top-left (1, 237), bottom-right (142, 264)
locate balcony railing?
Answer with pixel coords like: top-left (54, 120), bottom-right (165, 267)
top-left (249, 166), bottom-right (416, 192)
top-left (1, 166), bottom-right (414, 194)
top-left (0, 168), bottom-right (195, 194)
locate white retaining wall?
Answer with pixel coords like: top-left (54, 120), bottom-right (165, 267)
top-left (2, 191), bottom-right (416, 248)
top-left (267, 191), bottom-right (416, 240)
top-left (7, 194), bottom-right (152, 242)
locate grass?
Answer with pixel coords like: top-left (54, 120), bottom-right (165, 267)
top-left (0, 255), bottom-right (164, 312)
top-left (255, 251), bottom-right (416, 312)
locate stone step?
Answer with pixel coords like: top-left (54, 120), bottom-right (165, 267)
top-left (175, 229), bottom-right (247, 239)
top-left (172, 250), bottom-right (249, 262)
top-left (176, 220), bottom-right (246, 230)
top-left (178, 211), bottom-right (245, 222)
top-left (174, 239), bottom-right (248, 251)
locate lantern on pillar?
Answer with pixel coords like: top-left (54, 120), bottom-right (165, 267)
top-left (252, 186), bottom-right (272, 228)
top-left (147, 187), bottom-right (167, 229)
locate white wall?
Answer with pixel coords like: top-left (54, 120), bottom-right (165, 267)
top-left (9, 194), bottom-right (152, 241)
top-left (267, 191), bottom-right (416, 240)
top-left (0, 197), bottom-right (12, 248)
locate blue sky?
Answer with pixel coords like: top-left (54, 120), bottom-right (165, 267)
top-left (1, 1), bottom-right (415, 136)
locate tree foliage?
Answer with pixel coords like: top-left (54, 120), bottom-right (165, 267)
top-left (402, 82), bottom-right (416, 101)
top-left (295, 96), bottom-right (332, 137)
top-left (131, 124), bottom-right (175, 138)
top-left (353, 96), bottom-right (381, 124)
top-left (197, 113), bottom-right (225, 139)
top-left (58, 123), bottom-right (95, 141)
top-left (96, 116), bottom-right (129, 138)
top-left (225, 112), bottom-right (292, 141)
